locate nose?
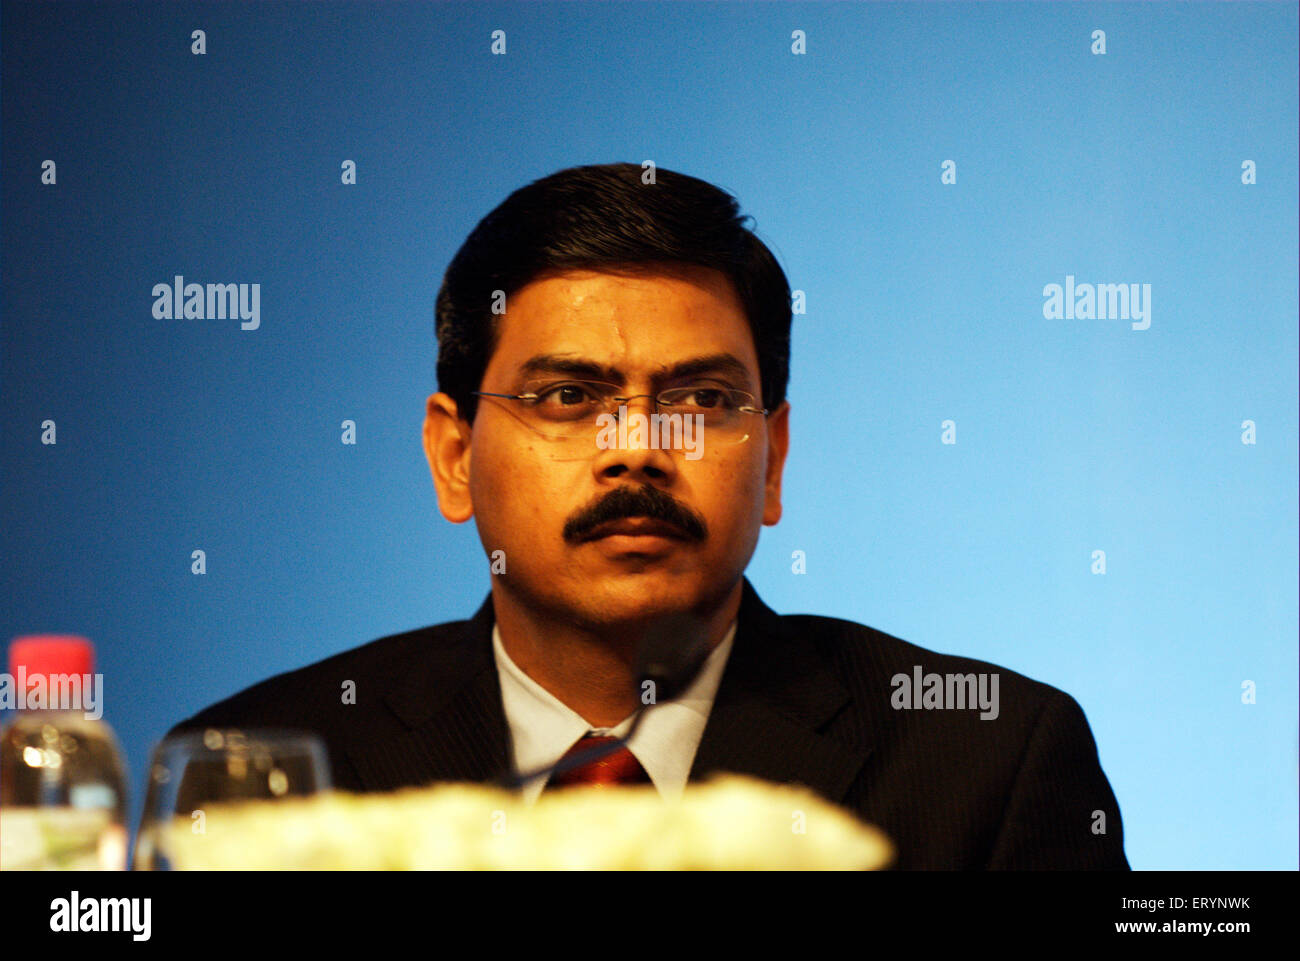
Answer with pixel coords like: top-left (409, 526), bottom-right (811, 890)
top-left (592, 394), bottom-right (677, 483)
top-left (617, 394), bottom-right (659, 418)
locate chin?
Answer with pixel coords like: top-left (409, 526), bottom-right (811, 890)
top-left (615, 575), bottom-right (740, 622)
top-left (569, 573), bottom-right (709, 623)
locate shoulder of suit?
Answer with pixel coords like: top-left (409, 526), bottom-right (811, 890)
top-left (173, 615), bottom-right (474, 732)
top-left (772, 609), bottom-right (1073, 716)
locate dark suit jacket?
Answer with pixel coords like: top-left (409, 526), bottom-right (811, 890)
top-left (171, 577), bottom-right (1129, 869)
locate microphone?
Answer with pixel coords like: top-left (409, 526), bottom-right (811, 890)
top-left (501, 612), bottom-right (715, 791)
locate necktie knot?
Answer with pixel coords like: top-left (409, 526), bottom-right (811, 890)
top-left (547, 734), bottom-right (650, 789)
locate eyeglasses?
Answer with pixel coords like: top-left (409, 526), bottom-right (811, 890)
top-left (472, 378), bottom-right (768, 458)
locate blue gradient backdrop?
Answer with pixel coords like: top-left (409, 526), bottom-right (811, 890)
top-left (3, 1), bottom-right (1296, 869)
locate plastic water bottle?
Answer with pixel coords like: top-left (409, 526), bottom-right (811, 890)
top-left (0, 635), bottom-right (128, 870)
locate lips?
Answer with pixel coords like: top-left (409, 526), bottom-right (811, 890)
top-left (581, 517), bottom-right (688, 542)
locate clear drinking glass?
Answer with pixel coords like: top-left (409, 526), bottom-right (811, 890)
top-left (133, 728), bottom-right (330, 870)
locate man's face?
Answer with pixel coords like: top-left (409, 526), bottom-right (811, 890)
top-left (424, 265), bottom-right (789, 629)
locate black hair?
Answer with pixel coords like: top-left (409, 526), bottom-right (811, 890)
top-left (434, 162), bottom-right (791, 423)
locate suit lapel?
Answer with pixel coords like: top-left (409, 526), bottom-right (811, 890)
top-left (689, 578), bottom-right (872, 805)
top-left (345, 593), bottom-right (512, 791)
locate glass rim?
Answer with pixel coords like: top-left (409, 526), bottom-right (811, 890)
top-left (472, 390), bottom-right (761, 448)
top-left (151, 727), bottom-right (328, 757)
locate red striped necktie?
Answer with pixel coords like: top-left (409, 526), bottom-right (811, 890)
top-left (546, 735), bottom-right (650, 789)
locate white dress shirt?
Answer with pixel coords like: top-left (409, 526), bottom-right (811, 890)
top-left (492, 619), bottom-right (737, 804)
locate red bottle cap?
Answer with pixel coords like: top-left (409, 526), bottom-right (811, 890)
top-left (8, 635), bottom-right (95, 678)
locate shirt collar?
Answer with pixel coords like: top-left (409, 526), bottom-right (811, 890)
top-left (492, 617), bottom-right (737, 803)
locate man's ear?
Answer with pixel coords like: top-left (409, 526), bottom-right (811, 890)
top-left (761, 400), bottom-right (789, 526)
top-left (422, 392), bottom-right (474, 523)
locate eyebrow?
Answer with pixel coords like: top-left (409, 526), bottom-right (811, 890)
top-left (516, 352), bottom-right (757, 390)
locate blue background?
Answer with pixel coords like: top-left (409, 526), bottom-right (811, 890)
top-left (2, 0), bottom-right (1296, 869)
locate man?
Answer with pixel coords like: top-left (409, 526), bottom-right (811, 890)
top-left (169, 162), bottom-right (1129, 869)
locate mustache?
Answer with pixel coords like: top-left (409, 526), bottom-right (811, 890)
top-left (563, 484), bottom-right (708, 543)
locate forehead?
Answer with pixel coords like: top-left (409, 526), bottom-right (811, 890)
top-left (484, 266), bottom-right (759, 382)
